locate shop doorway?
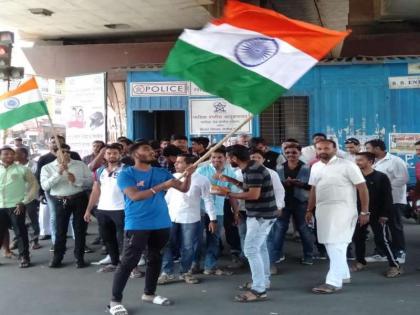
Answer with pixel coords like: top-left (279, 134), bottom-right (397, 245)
top-left (133, 110), bottom-right (185, 140)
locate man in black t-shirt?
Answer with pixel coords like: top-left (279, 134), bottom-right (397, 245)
top-left (221, 145), bottom-right (277, 303)
top-left (352, 152), bottom-right (401, 278)
top-left (249, 137), bottom-right (279, 170)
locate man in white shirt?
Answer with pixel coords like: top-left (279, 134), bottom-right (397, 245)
top-left (301, 133), bottom-right (328, 164)
top-left (306, 140), bottom-right (369, 294)
top-left (84, 144), bottom-right (126, 273)
top-left (365, 139), bottom-right (409, 263)
top-left (40, 144), bottom-right (93, 268)
top-left (159, 154), bottom-right (216, 284)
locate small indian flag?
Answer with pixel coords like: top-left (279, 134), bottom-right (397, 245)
top-left (164, 0), bottom-right (350, 114)
top-left (0, 77), bottom-right (49, 129)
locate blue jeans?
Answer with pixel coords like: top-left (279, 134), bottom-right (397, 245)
top-left (162, 221), bottom-right (201, 274)
top-left (267, 201), bottom-right (313, 263)
top-left (46, 192), bottom-right (75, 244)
top-left (237, 212), bottom-right (247, 260)
top-left (244, 217), bottom-right (275, 293)
top-left (202, 215), bottom-right (224, 270)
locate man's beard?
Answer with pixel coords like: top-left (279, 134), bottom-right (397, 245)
top-left (230, 161), bottom-right (239, 168)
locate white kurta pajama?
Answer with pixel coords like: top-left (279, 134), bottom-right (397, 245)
top-left (309, 156), bottom-right (365, 288)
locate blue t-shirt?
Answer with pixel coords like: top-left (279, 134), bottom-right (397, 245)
top-left (117, 166), bottom-right (174, 230)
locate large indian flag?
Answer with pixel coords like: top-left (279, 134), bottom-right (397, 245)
top-left (164, 0), bottom-right (349, 114)
top-left (0, 77), bottom-right (49, 129)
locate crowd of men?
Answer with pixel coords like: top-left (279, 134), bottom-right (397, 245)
top-left (0, 132), bottom-right (419, 314)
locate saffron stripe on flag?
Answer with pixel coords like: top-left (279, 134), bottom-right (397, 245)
top-left (0, 77), bottom-right (38, 101)
top-left (212, 0), bottom-right (350, 60)
top-left (163, 40), bottom-right (287, 114)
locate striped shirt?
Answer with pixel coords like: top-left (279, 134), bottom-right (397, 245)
top-left (242, 161), bottom-right (277, 218)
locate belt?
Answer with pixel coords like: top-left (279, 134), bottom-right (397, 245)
top-left (53, 191), bottom-right (86, 201)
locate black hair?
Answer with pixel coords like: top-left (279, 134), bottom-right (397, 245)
top-left (93, 140), bottom-right (105, 147)
top-left (356, 152), bottom-right (376, 163)
top-left (177, 153), bottom-right (198, 165)
top-left (105, 143), bottom-right (123, 153)
top-left (415, 140), bottom-right (420, 146)
top-left (160, 138), bottom-right (170, 143)
top-left (249, 137), bottom-right (266, 147)
top-left (171, 134), bottom-right (188, 141)
top-left (15, 147), bottom-right (29, 157)
top-left (118, 137), bottom-right (133, 146)
top-left (345, 137), bottom-right (360, 145)
top-left (129, 141), bottom-right (150, 155)
top-left (365, 139), bottom-right (386, 151)
top-left (248, 147), bottom-right (265, 157)
top-left (148, 140), bottom-right (161, 150)
top-left (53, 144), bottom-right (71, 152)
top-left (162, 144), bottom-right (183, 157)
top-left (191, 137), bottom-right (210, 148)
top-left (209, 144), bottom-right (226, 155)
top-left (315, 139), bottom-right (336, 148)
top-left (226, 144), bottom-right (250, 162)
top-left (284, 143), bottom-right (302, 151)
top-left (50, 135), bottom-right (65, 141)
top-left (283, 138), bottom-right (299, 144)
top-left (0, 146), bottom-right (15, 154)
top-left (312, 133), bottom-right (327, 140)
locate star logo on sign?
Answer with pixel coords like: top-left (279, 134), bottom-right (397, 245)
top-left (213, 102), bottom-right (226, 113)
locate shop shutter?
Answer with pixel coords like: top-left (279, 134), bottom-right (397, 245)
top-left (260, 96), bottom-right (309, 147)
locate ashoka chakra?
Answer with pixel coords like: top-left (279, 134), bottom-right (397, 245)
top-left (234, 37), bottom-right (279, 67)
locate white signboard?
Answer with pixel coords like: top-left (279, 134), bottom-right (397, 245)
top-left (64, 73), bottom-right (106, 158)
top-left (130, 81), bottom-right (189, 96)
top-left (189, 98), bottom-right (252, 135)
top-left (408, 63), bottom-right (420, 74)
top-left (388, 76), bottom-right (420, 89)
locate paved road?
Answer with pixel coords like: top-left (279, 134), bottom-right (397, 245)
top-left (1, 220), bottom-right (420, 315)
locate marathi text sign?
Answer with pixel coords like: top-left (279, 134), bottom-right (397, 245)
top-left (189, 98), bottom-right (252, 135)
top-left (64, 73), bottom-right (106, 158)
top-left (389, 133), bottom-right (420, 154)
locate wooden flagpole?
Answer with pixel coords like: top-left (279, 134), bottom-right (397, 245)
top-left (178, 114), bottom-right (253, 179)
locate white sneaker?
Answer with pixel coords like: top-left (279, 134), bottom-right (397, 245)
top-left (275, 256), bottom-right (285, 263)
top-left (396, 252), bottom-right (406, 264)
top-left (99, 255), bottom-right (112, 265)
top-left (138, 255), bottom-right (146, 266)
top-left (365, 254), bottom-right (387, 263)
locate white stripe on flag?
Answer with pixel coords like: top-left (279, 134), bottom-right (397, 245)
top-left (0, 89), bottom-right (43, 114)
top-left (180, 23), bottom-right (318, 89)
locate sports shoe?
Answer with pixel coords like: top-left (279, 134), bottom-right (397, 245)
top-left (275, 255), bottom-right (285, 263)
top-left (365, 254), bottom-right (387, 263)
top-left (158, 273), bottom-right (176, 284)
top-left (385, 266), bottom-right (402, 278)
top-left (130, 266), bottom-right (145, 279)
top-left (396, 252), bottom-right (406, 264)
top-left (138, 255), bottom-right (146, 266)
top-left (94, 255), bottom-right (111, 265)
top-left (301, 257), bottom-right (314, 265)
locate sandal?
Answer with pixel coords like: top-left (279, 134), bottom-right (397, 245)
top-left (157, 273), bottom-right (181, 285)
top-left (141, 294), bottom-right (173, 306)
top-left (312, 284), bottom-right (342, 294)
top-left (234, 290), bottom-right (267, 303)
top-left (180, 273), bottom-right (200, 284)
top-left (3, 251), bottom-right (17, 259)
top-left (108, 304), bottom-right (128, 315)
top-left (350, 262), bottom-right (366, 272)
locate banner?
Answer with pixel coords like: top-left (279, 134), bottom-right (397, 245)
top-left (389, 133), bottom-right (420, 154)
top-left (64, 73), bottom-right (106, 158)
top-left (189, 98), bottom-right (252, 135)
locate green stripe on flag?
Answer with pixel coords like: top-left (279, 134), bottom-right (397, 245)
top-left (0, 101), bottom-right (49, 130)
top-left (163, 40), bottom-right (287, 114)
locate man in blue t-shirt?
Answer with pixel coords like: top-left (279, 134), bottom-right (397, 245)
top-left (108, 142), bottom-right (194, 315)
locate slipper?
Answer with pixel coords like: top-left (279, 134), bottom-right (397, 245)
top-left (312, 284), bottom-right (342, 294)
top-left (108, 304), bottom-right (128, 315)
top-left (141, 294), bottom-right (173, 306)
top-left (234, 290), bottom-right (267, 303)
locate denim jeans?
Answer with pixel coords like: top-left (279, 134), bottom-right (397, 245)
top-left (267, 201), bottom-right (313, 263)
top-left (244, 217), bottom-right (275, 293)
top-left (237, 212), bottom-right (247, 260)
top-left (45, 192), bottom-right (57, 244)
top-left (203, 215), bottom-right (224, 270)
top-left (162, 221), bottom-right (201, 274)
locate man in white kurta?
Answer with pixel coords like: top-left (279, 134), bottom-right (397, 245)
top-left (306, 140), bottom-right (369, 294)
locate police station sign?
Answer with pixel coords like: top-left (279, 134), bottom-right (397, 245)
top-left (189, 98), bottom-right (252, 135)
top-left (130, 81), bottom-right (189, 96)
